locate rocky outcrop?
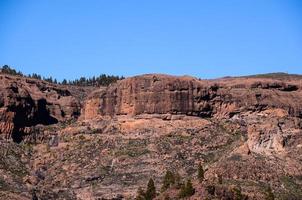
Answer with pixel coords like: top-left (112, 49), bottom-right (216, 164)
top-left (0, 74), bottom-right (80, 142)
top-left (82, 74), bottom-right (302, 120)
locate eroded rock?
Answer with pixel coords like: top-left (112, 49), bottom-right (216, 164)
top-left (83, 74), bottom-right (302, 120)
top-left (0, 74), bottom-right (80, 142)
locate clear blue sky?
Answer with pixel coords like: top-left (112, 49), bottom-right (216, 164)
top-left (0, 0), bottom-right (301, 80)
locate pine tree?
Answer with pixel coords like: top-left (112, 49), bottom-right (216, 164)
top-left (1, 65), bottom-right (21, 76)
top-left (179, 183), bottom-right (187, 198)
top-left (179, 179), bottom-right (195, 198)
top-left (161, 170), bottom-right (175, 192)
top-left (197, 163), bottom-right (204, 183)
top-left (145, 178), bottom-right (156, 200)
top-left (174, 172), bottom-right (182, 189)
top-left (185, 179), bottom-right (195, 196)
top-left (1, 65), bottom-right (124, 86)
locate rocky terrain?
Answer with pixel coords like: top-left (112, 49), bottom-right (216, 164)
top-left (0, 73), bottom-right (302, 200)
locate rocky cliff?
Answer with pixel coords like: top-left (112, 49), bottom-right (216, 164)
top-left (83, 74), bottom-right (302, 119)
top-left (0, 74), bottom-right (80, 142)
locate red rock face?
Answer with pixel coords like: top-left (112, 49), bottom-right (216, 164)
top-left (0, 74), bottom-right (80, 142)
top-left (83, 74), bottom-right (302, 119)
top-left (83, 74), bottom-right (221, 119)
top-left (103, 75), bottom-right (205, 115)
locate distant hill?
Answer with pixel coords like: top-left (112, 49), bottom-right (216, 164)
top-left (241, 72), bottom-right (302, 80)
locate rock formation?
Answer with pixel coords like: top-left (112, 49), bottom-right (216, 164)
top-left (83, 74), bottom-right (302, 119)
top-left (0, 74), bottom-right (80, 142)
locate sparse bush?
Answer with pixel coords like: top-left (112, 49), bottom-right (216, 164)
top-left (218, 174), bottom-right (223, 184)
top-left (265, 186), bottom-right (274, 200)
top-left (136, 187), bottom-right (145, 200)
top-left (228, 154), bottom-right (242, 161)
top-left (231, 186), bottom-right (247, 200)
top-left (78, 135), bottom-right (85, 141)
top-left (206, 185), bottom-right (215, 195)
top-left (164, 194), bottom-right (170, 200)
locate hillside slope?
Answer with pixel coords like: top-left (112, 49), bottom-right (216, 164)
top-left (0, 73), bottom-right (301, 199)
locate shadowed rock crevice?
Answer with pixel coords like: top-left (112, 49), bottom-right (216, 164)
top-left (0, 74), bottom-right (81, 143)
top-left (36, 99), bottom-right (58, 125)
top-left (10, 98), bottom-right (59, 143)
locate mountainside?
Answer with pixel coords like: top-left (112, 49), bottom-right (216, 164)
top-left (0, 73), bottom-right (302, 200)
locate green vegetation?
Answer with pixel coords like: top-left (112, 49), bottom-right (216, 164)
top-left (60, 74), bottom-right (124, 86)
top-left (1, 65), bottom-right (124, 86)
top-left (135, 187), bottom-right (145, 200)
top-left (114, 139), bottom-right (150, 157)
top-left (161, 170), bottom-right (175, 192)
top-left (0, 178), bottom-right (11, 191)
top-left (218, 174), bottom-right (223, 184)
top-left (206, 185), bottom-right (215, 195)
top-left (135, 178), bottom-right (156, 200)
top-left (114, 147), bottom-right (149, 157)
top-left (264, 186), bottom-right (274, 200)
top-left (0, 65), bottom-right (23, 76)
top-left (145, 178), bottom-right (156, 200)
top-left (228, 154), bottom-right (242, 161)
top-left (242, 72), bottom-right (302, 80)
top-left (174, 172), bottom-right (182, 189)
top-left (197, 163), bottom-right (204, 183)
top-left (161, 170), bottom-right (182, 192)
top-left (279, 176), bottom-right (302, 199)
top-left (231, 186), bottom-right (245, 200)
top-left (178, 179), bottom-right (195, 198)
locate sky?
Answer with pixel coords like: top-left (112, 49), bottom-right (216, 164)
top-left (0, 0), bottom-right (301, 80)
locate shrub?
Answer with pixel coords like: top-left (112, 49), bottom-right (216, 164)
top-left (265, 186), bottom-right (274, 200)
top-left (135, 187), bottom-right (145, 200)
top-left (206, 185), bottom-right (215, 195)
top-left (231, 186), bottom-right (247, 200)
top-left (218, 174), bottom-right (223, 184)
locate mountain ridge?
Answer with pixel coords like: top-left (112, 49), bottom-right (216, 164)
top-left (0, 71), bottom-right (301, 199)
